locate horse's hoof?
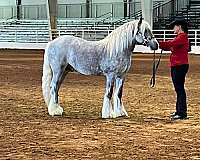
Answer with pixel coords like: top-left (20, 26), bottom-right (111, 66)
top-left (110, 112), bottom-right (118, 118)
top-left (48, 106), bottom-right (63, 116)
top-left (102, 112), bottom-right (115, 119)
top-left (102, 114), bottom-right (110, 119)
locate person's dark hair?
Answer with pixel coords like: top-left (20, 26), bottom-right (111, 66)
top-left (169, 17), bottom-right (189, 33)
top-left (180, 23), bottom-right (188, 33)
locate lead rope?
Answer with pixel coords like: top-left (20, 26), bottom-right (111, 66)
top-left (150, 50), bottom-right (163, 87)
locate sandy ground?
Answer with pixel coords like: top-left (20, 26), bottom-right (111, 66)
top-left (0, 49), bottom-right (200, 160)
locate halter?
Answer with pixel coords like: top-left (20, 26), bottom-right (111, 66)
top-left (135, 28), bottom-right (155, 47)
top-left (150, 50), bottom-right (163, 87)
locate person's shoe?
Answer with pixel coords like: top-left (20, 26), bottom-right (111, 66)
top-left (170, 112), bottom-right (177, 117)
top-left (171, 114), bottom-right (187, 120)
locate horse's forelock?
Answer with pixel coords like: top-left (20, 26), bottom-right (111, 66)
top-left (135, 20), bottom-right (153, 37)
top-left (142, 21), bottom-right (154, 38)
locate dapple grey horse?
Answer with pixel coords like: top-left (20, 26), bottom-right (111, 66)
top-left (42, 18), bottom-right (158, 118)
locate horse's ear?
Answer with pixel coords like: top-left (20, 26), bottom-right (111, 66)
top-left (138, 17), bottom-right (143, 29)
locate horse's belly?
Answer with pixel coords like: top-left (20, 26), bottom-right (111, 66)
top-left (100, 58), bottom-right (131, 75)
top-left (69, 62), bottom-right (102, 75)
top-left (78, 67), bottom-right (102, 75)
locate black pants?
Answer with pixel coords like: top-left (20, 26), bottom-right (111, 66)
top-left (171, 64), bottom-right (189, 117)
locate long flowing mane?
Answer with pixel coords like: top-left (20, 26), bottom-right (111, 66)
top-left (100, 20), bottom-right (139, 57)
top-left (100, 20), bottom-right (151, 57)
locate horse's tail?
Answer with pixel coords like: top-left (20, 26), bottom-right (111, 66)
top-left (42, 43), bottom-right (52, 106)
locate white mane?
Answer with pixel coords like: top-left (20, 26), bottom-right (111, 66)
top-left (101, 20), bottom-right (151, 57)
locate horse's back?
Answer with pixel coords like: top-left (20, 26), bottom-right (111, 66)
top-left (45, 35), bottom-right (104, 75)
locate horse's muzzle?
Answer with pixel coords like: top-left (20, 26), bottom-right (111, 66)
top-left (149, 40), bottom-right (158, 50)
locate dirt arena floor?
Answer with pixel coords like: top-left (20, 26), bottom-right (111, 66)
top-left (0, 49), bottom-right (200, 160)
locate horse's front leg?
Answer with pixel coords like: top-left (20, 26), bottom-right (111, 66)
top-left (48, 66), bottom-right (65, 116)
top-left (102, 75), bottom-right (114, 118)
top-left (113, 77), bottom-right (128, 118)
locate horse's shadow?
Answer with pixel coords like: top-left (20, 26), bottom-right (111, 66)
top-left (49, 111), bottom-right (172, 125)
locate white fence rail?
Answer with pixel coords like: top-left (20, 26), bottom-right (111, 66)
top-left (0, 29), bottom-right (200, 53)
top-left (154, 30), bottom-right (200, 46)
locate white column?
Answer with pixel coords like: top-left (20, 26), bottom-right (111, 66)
top-left (46, 0), bottom-right (57, 40)
top-left (141, 0), bottom-right (153, 28)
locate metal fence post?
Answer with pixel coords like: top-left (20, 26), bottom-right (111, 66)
top-left (82, 30), bottom-right (84, 39)
top-left (195, 30), bottom-right (197, 46)
top-left (36, 30), bottom-right (38, 43)
top-left (163, 30), bottom-right (166, 41)
top-left (15, 30), bottom-right (17, 42)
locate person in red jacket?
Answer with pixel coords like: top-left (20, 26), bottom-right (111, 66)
top-left (159, 18), bottom-right (190, 120)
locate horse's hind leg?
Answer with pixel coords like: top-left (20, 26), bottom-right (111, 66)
top-left (57, 64), bottom-right (72, 90)
top-left (113, 77), bottom-right (128, 117)
top-left (48, 65), bottom-right (66, 116)
top-left (102, 74), bottom-right (114, 118)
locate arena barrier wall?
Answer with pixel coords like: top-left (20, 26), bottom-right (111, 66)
top-left (0, 42), bottom-right (199, 54)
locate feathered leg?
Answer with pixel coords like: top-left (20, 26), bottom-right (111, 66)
top-left (113, 77), bottom-right (128, 118)
top-left (102, 74), bottom-right (114, 118)
top-left (48, 65), bottom-right (66, 116)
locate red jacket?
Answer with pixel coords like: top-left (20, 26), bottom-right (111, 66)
top-left (159, 32), bottom-right (189, 67)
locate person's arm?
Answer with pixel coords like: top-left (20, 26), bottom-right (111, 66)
top-left (159, 34), bottom-right (186, 51)
top-left (159, 41), bottom-right (171, 51)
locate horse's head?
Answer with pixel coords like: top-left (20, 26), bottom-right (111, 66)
top-left (134, 18), bottom-right (158, 50)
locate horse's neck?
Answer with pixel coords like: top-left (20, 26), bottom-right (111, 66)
top-left (128, 39), bottom-right (136, 52)
top-left (102, 34), bottom-right (133, 56)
